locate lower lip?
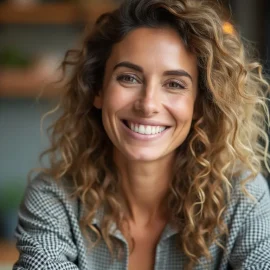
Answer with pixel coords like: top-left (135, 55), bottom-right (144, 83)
top-left (121, 121), bottom-right (170, 141)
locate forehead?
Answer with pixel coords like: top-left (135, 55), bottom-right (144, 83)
top-left (106, 27), bottom-right (197, 77)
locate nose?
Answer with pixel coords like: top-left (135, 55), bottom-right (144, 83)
top-left (133, 83), bottom-right (161, 117)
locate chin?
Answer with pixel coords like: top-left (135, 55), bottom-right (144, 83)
top-left (123, 149), bottom-right (165, 162)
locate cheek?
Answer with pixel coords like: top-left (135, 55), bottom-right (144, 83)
top-left (103, 85), bottom-right (136, 112)
top-left (168, 95), bottom-right (195, 122)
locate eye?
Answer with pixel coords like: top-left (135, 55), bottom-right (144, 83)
top-left (116, 74), bottom-right (140, 84)
top-left (165, 80), bottom-right (186, 90)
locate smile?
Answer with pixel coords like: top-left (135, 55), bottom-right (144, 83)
top-left (123, 121), bottom-right (168, 135)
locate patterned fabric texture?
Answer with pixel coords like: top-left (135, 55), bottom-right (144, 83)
top-left (13, 173), bottom-right (270, 270)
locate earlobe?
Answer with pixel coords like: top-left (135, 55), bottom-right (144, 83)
top-left (93, 95), bottom-right (103, 109)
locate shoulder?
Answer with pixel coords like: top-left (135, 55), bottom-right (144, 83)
top-left (25, 172), bottom-right (77, 200)
top-left (21, 172), bottom-right (80, 222)
top-left (231, 173), bottom-right (270, 203)
top-left (226, 173), bottom-right (270, 224)
top-left (242, 173), bottom-right (269, 195)
top-left (27, 172), bottom-right (73, 194)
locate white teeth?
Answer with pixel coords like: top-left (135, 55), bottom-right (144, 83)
top-left (127, 122), bottom-right (166, 135)
top-left (145, 126), bottom-right (152, 135)
top-left (159, 126), bottom-right (166, 133)
top-left (139, 125), bottom-right (145, 134)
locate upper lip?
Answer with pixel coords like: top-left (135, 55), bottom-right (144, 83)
top-left (122, 118), bottom-right (171, 127)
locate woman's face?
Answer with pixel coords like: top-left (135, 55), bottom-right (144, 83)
top-left (94, 27), bottom-right (198, 162)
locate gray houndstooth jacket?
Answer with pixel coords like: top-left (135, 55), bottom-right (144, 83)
top-left (13, 173), bottom-right (270, 270)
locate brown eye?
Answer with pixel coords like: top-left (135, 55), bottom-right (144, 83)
top-left (166, 81), bottom-right (186, 89)
top-left (117, 75), bottom-right (139, 84)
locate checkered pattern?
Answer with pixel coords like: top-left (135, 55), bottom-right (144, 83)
top-left (13, 173), bottom-right (270, 269)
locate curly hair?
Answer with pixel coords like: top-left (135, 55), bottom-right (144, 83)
top-left (39, 0), bottom-right (270, 269)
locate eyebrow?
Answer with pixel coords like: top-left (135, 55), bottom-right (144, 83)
top-left (113, 61), bottom-right (143, 73)
top-left (113, 61), bottom-right (193, 83)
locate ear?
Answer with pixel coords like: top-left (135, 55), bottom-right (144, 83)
top-left (93, 93), bottom-right (103, 109)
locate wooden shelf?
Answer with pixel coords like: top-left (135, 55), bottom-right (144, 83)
top-left (0, 2), bottom-right (81, 24)
top-left (0, 67), bottom-right (65, 98)
top-left (0, 1), bottom-right (118, 97)
top-left (0, 241), bottom-right (18, 264)
top-left (0, 2), bottom-right (116, 24)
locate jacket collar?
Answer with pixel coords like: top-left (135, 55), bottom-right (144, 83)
top-left (80, 203), bottom-right (179, 243)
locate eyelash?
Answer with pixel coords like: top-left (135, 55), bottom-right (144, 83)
top-left (116, 74), bottom-right (187, 90)
top-left (117, 74), bottom-right (139, 84)
top-left (166, 81), bottom-right (186, 89)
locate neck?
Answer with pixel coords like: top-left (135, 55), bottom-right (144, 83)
top-left (114, 152), bottom-right (174, 227)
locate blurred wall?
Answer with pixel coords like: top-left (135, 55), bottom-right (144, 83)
top-left (0, 25), bottom-right (81, 187)
top-left (0, 98), bottom-right (50, 186)
top-left (231, 0), bottom-right (266, 55)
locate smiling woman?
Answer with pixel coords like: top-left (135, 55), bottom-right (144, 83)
top-left (13, 0), bottom-right (270, 270)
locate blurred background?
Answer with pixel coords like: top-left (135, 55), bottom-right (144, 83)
top-left (0, 0), bottom-right (269, 269)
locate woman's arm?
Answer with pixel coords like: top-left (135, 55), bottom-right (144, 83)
top-left (13, 174), bottom-right (86, 270)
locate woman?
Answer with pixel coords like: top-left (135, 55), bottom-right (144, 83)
top-left (13, 0), bottom-right (270, 269)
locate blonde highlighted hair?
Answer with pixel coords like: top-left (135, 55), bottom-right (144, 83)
top-left (39, 0), bottom-right (269, 268)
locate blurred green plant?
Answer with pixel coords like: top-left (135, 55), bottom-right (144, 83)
top-left (0, 181), bottom-right (25, 211)
top-left (0, 47), bottom-right (31, 68)
top-left (0, 180), bottom-right (26, 239)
